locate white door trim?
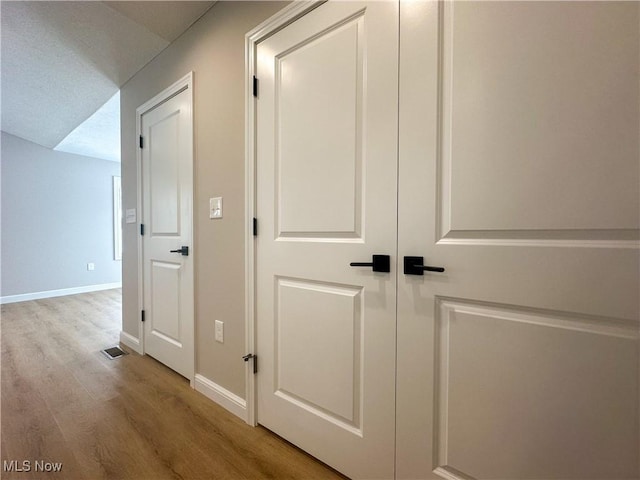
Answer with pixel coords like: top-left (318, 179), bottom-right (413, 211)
top-left (244, 1), bottom-right (325, 427)
top-left (136, 72), bottom-right (195, 385)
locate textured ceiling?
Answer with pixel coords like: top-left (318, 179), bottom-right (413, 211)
top-left (54, 91), bottom-right (121, 162)
top-left (1, 1), bottom-right (214, 150)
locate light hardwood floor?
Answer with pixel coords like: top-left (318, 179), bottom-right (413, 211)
top-left (1, 290), bottom-right (346, 480)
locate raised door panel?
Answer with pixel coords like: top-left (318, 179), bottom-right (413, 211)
top-left (439, 1), bottom-right (639, 241)
top-left (435, 300), bottom-right (639, 479)
top-left (149, 261), bottom-right (182, 346)
top-left (277, 17), bottom-right (363, 239)
top-left (148, 111), bottom-right (181, 236)
top-left (275, 278), bottom-right (362, 430)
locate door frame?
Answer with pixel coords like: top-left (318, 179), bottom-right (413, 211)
top-left (136, 72), bottom-right (195, 385)
top-left (244, 1), bottom-right (324, 426)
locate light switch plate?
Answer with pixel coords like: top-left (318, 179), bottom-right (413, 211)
top-left (215, 320), bottom-right (224, 343)
top-left (125, 208), bottom-right (137, 224)
top-left (209, 197), bottom-right (223, 219)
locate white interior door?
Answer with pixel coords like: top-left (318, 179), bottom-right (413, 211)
top-left (141, 83), bottom-right (194, 381)
top-left (396, 2), bottom-right (640, 479)
top-left (255, 2), bottom-right (398, 478)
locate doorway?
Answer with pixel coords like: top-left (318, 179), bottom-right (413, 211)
top-left (137, 73), bottom-right (195, 382)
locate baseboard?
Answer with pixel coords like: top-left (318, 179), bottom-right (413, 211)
top-left (0, 282), bottom-right (122, 304)
top-left (119, 331), bottom-right (142, 355)
top-left (195, 374), bottom-right (247, 421)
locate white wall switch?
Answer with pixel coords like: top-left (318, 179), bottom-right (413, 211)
top-left (125, 208), bottom-right (137, 224)
top-left (215, 320), bottom-right (224, 343)
top-left (209, 197), bottom-right (222, 219)
top-left (87, 263), bottom-right (95, 271)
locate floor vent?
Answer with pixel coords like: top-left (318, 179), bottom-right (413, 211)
top-left (101, 346), bottom-right (128, 360)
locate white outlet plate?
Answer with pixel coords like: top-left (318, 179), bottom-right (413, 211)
top-left (215, 320), bottom-right (224, 343)
top-left (209, 197), bottom-right (222, 219)
top-left (87, 263), bottom-right (95, 271)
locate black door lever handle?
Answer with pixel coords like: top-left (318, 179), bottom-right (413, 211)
top-left (350, 254), bottom-right (390, 273)
top-left (404, 256), bottom-right (444, 275)
top-left (170, 246), bottom-right (189, 256)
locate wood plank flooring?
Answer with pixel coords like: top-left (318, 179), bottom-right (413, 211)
top-left (1, 290), bottom-right (346, 480)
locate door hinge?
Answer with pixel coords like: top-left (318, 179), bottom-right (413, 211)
top-left (252, 76), bottom-right (258, 98)
top-left (252, 217), bottom-right (257, 236)
top-left (141, 310), bottom-right (145, 322)
top-left (140, 223), bottom-right (145, 236)
top-left (242, 353), bottom-right (257, 374)
top-left (139, 135), bottom-right (144, 149)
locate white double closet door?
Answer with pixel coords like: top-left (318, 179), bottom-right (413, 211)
top-left (255, 2), bottom-right (640, 479)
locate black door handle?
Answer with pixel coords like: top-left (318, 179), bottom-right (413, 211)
top-left (404, 256), bottom-right (444, 275)
top-left (170, 246), bottom-right (189, 256)
top-left (350, 254), bottom-right (390, 273)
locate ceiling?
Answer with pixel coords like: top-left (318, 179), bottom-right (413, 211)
top-left (1, 1), bottom-right (215, 157)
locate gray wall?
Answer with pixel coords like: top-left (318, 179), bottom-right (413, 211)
top-left (121, 1), bottom-right (287, 398)
top-left (1, 131), bottom-right (122, 296)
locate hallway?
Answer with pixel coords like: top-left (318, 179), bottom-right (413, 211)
top-left (1, 290), bottom-right (344, 479)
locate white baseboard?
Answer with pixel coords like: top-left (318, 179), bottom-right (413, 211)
top-left (195, 374), bottom-right (247, 421)
top-left (119, 331), bottom-right (142, 355)
top-left (0, 282), bottom-right (122, 304)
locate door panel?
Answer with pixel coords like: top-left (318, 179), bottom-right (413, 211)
top-left (149, 111), bottom-right (181, 235)
top-left (276, 278), bottom-right (362, 428)
top-left (277, 16), bottom-right (363, 238)
top-left (150, 261), bottom-right (182, 344)
top-left (435, 300), bottom-right (638, 479)
top-left (142, 85), bottom-right (194, 380)
top-left (445, 2), bottom-right (639, 233)
top-left (255, 2), bottom-right (398, 478)
top-left (397, 2), bottom-right (639, 479)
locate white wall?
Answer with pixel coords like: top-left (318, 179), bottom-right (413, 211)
top-left (120, 2), bottom-right (288, 399)
top-left (1, 132), bottom-right (122, 298)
